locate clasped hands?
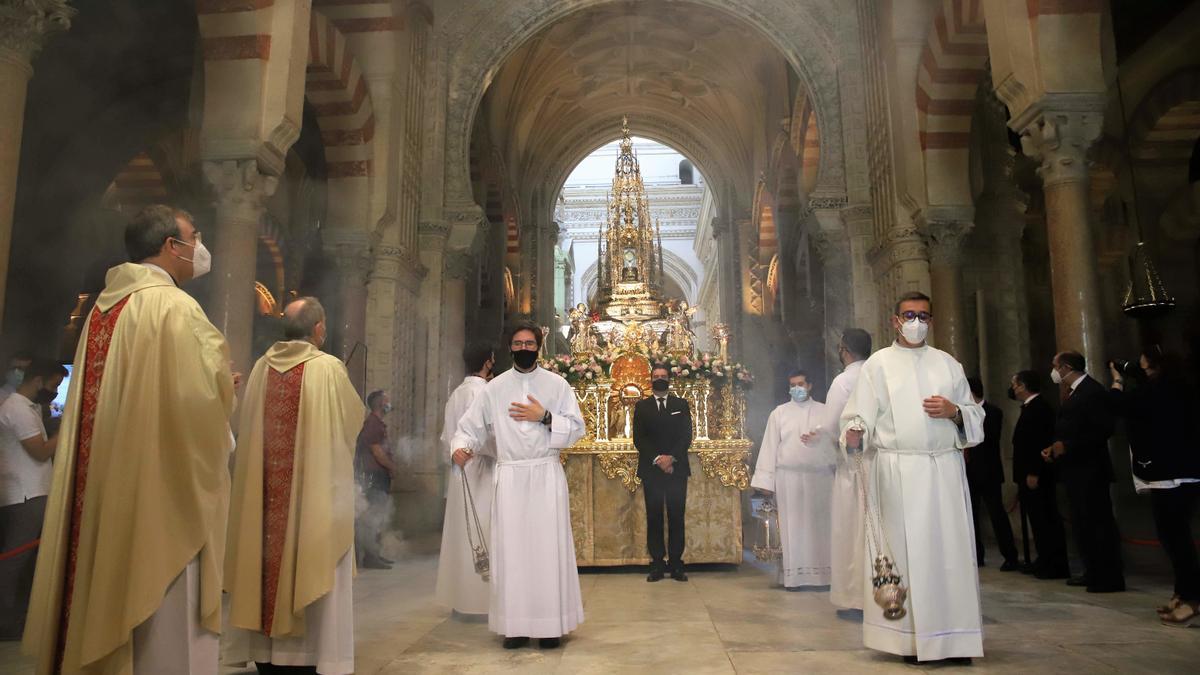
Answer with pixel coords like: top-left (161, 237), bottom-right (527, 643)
top-left (1040, 441), bottom-right (1065, 463)
top-left (654, 454), bottom-right (675, 474)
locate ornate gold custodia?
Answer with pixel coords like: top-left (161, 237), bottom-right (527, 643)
top-left (597, 452), bottom-right (641, 493)
top-left (697, 448), bottom-right (751, 490)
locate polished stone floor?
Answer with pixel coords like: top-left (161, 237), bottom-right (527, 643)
top-left (2, 541), bottom-right (1196, 674)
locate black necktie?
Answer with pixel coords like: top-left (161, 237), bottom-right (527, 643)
top-left (658, 398), bottom-right (665, 413)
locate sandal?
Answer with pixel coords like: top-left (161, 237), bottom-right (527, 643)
top-left (1159, 601), bottom-right (1199, 628)
top-left (1156, 595), bottom-right (1181, 616)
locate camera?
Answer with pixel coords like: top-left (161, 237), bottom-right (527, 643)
top-left (1110, 358), bottom-right (1144, 379)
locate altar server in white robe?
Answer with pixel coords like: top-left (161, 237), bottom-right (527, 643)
top-left (752, 370), bottom-right (836, 588)
top-left (842, 292), bottom-right (985, 664)
top-left (451, 323), bottom-right (586, 650)
top-left (436, 343), bottom-right (497, 615)
top-left (815, 328), bottom-right (871, 610)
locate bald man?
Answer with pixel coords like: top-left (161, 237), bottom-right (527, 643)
top-left (226, 298), bottom-right (363, 674)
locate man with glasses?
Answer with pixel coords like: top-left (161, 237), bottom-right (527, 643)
top-left (451, 323), bottom-right (586, 650)
top-left (841, 292), bottom-right (985, 665)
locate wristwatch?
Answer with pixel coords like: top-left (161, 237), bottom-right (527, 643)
top-left (952, 406), bottom-right (964, 427)
top-left (541, 411), bottom-right (553, 426)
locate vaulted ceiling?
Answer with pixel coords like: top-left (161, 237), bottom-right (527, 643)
top-left (473, 0), bottom-right (806, 210)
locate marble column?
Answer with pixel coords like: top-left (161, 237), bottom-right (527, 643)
top-left (0, 0), bottom-right (71, 330)
top-left (1019, 110), bottom-right (1106, 370)
top-left (202, 159), bottom-right (278, 373)
top-left (924, 220), bottom-right (972, 362)
top-left (323, 228), bottom-right (372, 393)
top-left (813, 226), bottom-right (851, 377)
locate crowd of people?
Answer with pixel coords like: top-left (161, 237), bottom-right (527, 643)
top-left (0, 204), bottom-right (1197, 673)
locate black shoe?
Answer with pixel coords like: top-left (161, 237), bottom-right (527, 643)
top-left (671, 569), bottom-right (688, 582)
top-left (378, 555), bottom-right (395, 565)
top-left (948, 657), bottom-right (973, 666)
top-left (999, 560), bottom-right (1020, 572)
top-left (903, 655), bottom-right (920, 665)
top-left (1020, 562), bottom-right (1038, 575)
top-left (1066, 575), bottom-right (1091, 587)
top-left (647, 570), bottom-right (664, 582)
top-left (1086, 581), bottom-right (1126, 594)
top-left (361, 554), bottom-right (392, 570)
top-left (502, 637), bottom-right (529, 649)
top-left (1036, 565), bottom-right (1071, 580)
top-left (538, 637), bottom-right (561, 649)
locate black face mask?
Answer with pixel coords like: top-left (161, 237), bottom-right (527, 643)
top-left (33, 388), bottom-right (55, 405)
top-left (511, 349), bottom-right (539, 370)
top-left (651, 378), bottom-right (669, 394)
top-left (1006, 386), bottom-right (1017, 401)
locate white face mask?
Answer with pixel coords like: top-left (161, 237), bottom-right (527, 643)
top-left (789, 386), bottom-right (809, 403)
top-left (1050, 367), bottom-right (1063, 385)
top-left (171, 236), bottom-right (212, 280)
top-left (899, 317), bottom-right (928, 344)
top-left (6, 368), bottom-right (23, 388)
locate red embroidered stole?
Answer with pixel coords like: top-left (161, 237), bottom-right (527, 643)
top-left (261, 363), bottom-right (305, 636)
top-left (57, 296), bottom-right (131, 670)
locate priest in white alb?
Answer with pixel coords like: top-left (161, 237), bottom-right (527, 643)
top-left (813, 328), bottom-right (871, 610)
top-left (451, 323), bottom-right (585, 650)
top-left (751, 370), bottom-right (836, 589)
top-left (24, 205), bottom-right (235, 674)
top-left (225, 297), bottom-right (362, 674)
top-left (436, 342), bottom-right (497, 616)
top-left (841, 292), bottom-right (984, 665)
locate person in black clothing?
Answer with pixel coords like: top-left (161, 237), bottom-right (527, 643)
top-left (965, 377), bottom-right (1019, 571)
top-left (1042, 351), bottom-right (1125, 593)
top-left (1008, 370), bottom-right (1070, 579)
top-left (632, 364), bottom-right (693, 582)
top-left (1108, 347), bottom-right (1200, 626)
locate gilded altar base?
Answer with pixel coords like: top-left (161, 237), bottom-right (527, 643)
top-left (563, 439), bottom-right (751, 566)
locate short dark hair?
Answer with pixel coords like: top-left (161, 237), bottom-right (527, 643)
top-left (967, 376), bottom-right (984, 399)
top-left (507, 321), bottom-right (543, 349)
top-left (1140, 344), bottom-right (1166, 372)
top-left (27, 359), bottom-right (67, 382)
top-left (1014, 369), bottom-right (1042, 393)
top-left (463, 342), bottom-right (494, 373)
top-left (894, 291), bottom-right (933, 315)
top-left (651, 363), bottom-right (670, 376)
top-left (125, 204), bottom-right (188, 262)
top-left (788, 370), bottom-right (809, 382)
top-left (282, 297), bottom-right (325, 340)
top-left (1057, 351), bottom-right (1086, 373)
top-left (841, 328), bottom-right (871, 360)
top-left (367, 390), bottom-right (386, 410)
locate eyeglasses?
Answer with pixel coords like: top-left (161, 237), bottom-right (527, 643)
top-left (170, 232), bottom-right (202, 248)
top-left (898, 310), bottom-right (932, 323)
top-left (511, 340), bottom-right (539, 350)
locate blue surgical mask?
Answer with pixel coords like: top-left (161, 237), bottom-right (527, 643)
top-left (789, 386), bottom-right (809, 403)
top-left (5, 368), bottom-right (22, 388)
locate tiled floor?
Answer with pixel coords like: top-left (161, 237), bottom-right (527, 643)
top-left (2, 544), bottom-right (1195, 674)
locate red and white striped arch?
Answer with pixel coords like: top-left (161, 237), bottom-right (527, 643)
top-left (916, 0), bottom-right (988, 207)
top-left (307, 10), bottom-right (375, 180)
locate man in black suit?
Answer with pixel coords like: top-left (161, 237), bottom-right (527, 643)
top-left (965, 377), bottom-right (1019, 570)
top-left (632, 364), bottom-right (693, 582)
top-left (1009, 370), bottom-right (1070, 578)
top-left (1043, 351), bottom-right (1125, 593)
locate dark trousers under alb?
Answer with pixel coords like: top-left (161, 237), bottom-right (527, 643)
top-left (968, 480), bottom-right (1018, 565)
top-left (1017, 481), bottom-right (1069, 572)
top-left (643, 475), bottom-right (687, 571)
top-left (1064, 476), bottom-right (1125, 586)
top-left (1150, 483), bottom-right (1200, 602)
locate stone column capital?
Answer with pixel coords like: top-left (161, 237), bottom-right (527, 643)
top-left (0, 0), bottom-right (73, 73)
top-left (202, 159), bottom-right (278, 222)
top-left (921, 220), bottom-right (974, 265)
top-left (1018, 108), bottom-right (1103, 188)
top-left (869, 226), bottom-right (928, 275)
top-left (418, 220), bottom-right (451, 250)
top-left (442, 202), bottom-right (487, 249)
top-left (444, 248), bottom-right (475, 281)
top-left (323, 229), bottom-right (373, 286)
top-left (371, 244), bottom-right (426, 290)
top-left (811, 228), bottom-right (848, 265)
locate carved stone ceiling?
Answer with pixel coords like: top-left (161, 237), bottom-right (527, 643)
top-left (476, 0), bottom-right (801, 199)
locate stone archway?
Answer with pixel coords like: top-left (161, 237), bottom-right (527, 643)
top-left (437, 0), bottom-right (856, 214)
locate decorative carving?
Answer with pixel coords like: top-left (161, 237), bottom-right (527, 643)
top-left (1019, 110), bottom-right (1103, 188)
top-left (697, 449), bottom-right (750, 490)
top-left (444, 249), bottom-right (475, 281)
top-left (597, 452), bottom-right (641, 493)
top-left (921, 220), bottom-right (973, 265)
top-left (808, 195), bottom-right (849, 211)
top-left (0, 0), bottom-right (73, 67)
top-left (202, 159), bottom-right (278, 221)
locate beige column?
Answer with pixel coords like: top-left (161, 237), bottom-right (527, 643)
top-left (924, 220), bottom-right (972, 362)
top-left (0, 0), bottom-right (71, 330)
top-left (1019, 110), bottom-right (1106, 370)
top-left (202, 159), bottom-right (277, 373)
top-left (323, 229), bottom-right (372, 392)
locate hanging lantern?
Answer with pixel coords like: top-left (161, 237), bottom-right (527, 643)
top-left (1123, 241), bottom-right (1176, 319)
top-left (752, 498), bottom-right (782, 561)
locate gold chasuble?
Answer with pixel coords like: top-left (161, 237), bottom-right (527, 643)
top-left (225, 341), bottom-right (361, 638)
top-left (23, 263), bottom-right (235, 675)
